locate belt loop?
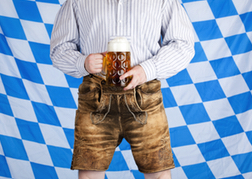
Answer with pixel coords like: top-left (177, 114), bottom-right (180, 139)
top-left (101, 80), bottom-right (106, 85)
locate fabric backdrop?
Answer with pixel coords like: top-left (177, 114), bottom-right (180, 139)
top-left (0, 0), bottom-right (252, 178)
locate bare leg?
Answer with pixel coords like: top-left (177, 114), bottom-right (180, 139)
top-left (144, 170), bottom-right (171, 179)
top-left (78, 170), bottom-right (105, 179)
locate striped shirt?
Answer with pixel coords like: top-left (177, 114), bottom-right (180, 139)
top-left (50, 0), bottom-right (195, 82)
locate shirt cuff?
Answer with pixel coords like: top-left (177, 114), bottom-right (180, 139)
top-left (76, 55), bottom-right (89, 77)
top-left (139, 58), bottom-right (157, 82)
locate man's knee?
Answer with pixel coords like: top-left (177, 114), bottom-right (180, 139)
top-left (78, 170), bottom-right (105, 179)
top-left (144, 170), bottom-right (171, 179)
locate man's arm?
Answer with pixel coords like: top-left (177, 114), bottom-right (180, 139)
top-left (140, 0), bottom-right (195, 81)
top-left (50, 0), bottom-right (89, 78)
top-left (121, 0), bottom-right (195, 90)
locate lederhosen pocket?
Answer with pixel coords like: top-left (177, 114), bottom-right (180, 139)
top-left (124, 79), bottom-right (163, 124)
top-left (77, 75), bottom-right (111, 124)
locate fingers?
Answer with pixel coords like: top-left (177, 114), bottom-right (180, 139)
top-left (120, 70), bottom-right (138, 90)
top-left (119, 70), bottom-right (132, 82)
top-left (120, 65), bottom-right (147, 91)
top-left (84, 52), bottom-right (106, 74)
top-left (102, 51), bottom-right (107, 56)
top-left (123, 77), bottom-right (138, 91)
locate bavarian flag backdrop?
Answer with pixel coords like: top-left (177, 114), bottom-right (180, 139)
top-left (0, 0), bottom-right (252, 179)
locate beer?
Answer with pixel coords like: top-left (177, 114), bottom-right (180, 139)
top-left (104, 37), bottom-right (131, 87)
top-left (106, 51), bottom-right (131, 86)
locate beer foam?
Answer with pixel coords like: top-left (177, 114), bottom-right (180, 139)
top-left (107, 37), bottom-right (130, 52)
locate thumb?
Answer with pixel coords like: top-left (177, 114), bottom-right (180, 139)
top-left (102, 51), bottom-right (107, 56)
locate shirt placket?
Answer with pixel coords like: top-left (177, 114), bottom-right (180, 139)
top-left (117, 0), bottom-right (123, 36)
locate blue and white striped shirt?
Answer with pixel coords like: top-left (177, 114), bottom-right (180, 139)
top-left (50, 0), bottom-right (195, 82)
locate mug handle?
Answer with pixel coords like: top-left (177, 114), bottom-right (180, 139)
top-left (100, 55), bottom-right (107, 77)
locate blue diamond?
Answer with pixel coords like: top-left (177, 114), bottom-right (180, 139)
top-left (15, 58), bottom-right (44, 84)
top-left (13, 0), bottom-right (42, 22)
top-left (170, 126), bottom-right (195, 147)
top-left (32, 102), bottom-right (61, 126)
top-left (0, 94), bottom-right (13, 116)
top-left (183, 163), bottom-right (215, 179)
top-left (0, 135), bottom-right (28, 160)
top-left (213, 116), bottom-right (244, 138)
top-left (195, 80), bottom-right (226, 102)
top-left (47, 146), bottom-right (72, 168)
top-left (228, 92), bottom-right (252, 114)
top-left (46, 86), bottom-right (77, 108)
top-left (0, 155), bottom-right (11, 177)
top-left (31, 162), bottom-right (58, 179)
top-left (240, 12), bottom-right (252, 32)
top-left (0, 16), bottom-right (26, 40)
top-left (225, 34), bottom-right (252, 55)
top-left (198, 139), bottom-right (229, 161)
top-left (0, 34), bottom-right (13, 56)
top-left (232, 152), bottom-right (252, 173)
top-left (193, 20), bottom-right (222, 41)
top-left (180, 103), bottom-right (211, 124)
top-left (1, 74), bottom-right (29, 100)
top-left (161, 88), bottom-right (177, 108)
top-left (16, 118), bottom-right (45, 144)
top-left (107, 151), bottom-right (129, 171)
top-left (208, 0), bottom-right (238, 18)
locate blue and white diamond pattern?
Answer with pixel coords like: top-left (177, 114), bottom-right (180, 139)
top-left (0, 0), bottom-right (252, 179)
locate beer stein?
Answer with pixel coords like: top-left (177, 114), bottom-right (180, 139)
top-left (102, 37), bottom-right (131, 87)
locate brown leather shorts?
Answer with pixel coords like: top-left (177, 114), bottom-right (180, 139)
top-left (71, 75), bottom-right (175, 173)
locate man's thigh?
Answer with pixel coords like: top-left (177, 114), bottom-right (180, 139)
top-left (123, 80), bottom-right (175, 173)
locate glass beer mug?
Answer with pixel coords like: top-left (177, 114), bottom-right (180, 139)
top-left (102, 37), bottom-right (132, 87)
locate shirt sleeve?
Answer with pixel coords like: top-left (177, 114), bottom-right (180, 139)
top-left (50, 0), bottom-right (89, 78)
top-left (140, 0), bottom-right (195, 81)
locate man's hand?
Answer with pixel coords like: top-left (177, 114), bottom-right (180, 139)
top-left (120, 65), bottom-right (147, 90)
top-left (84, 52), bottom-right (106, 74)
